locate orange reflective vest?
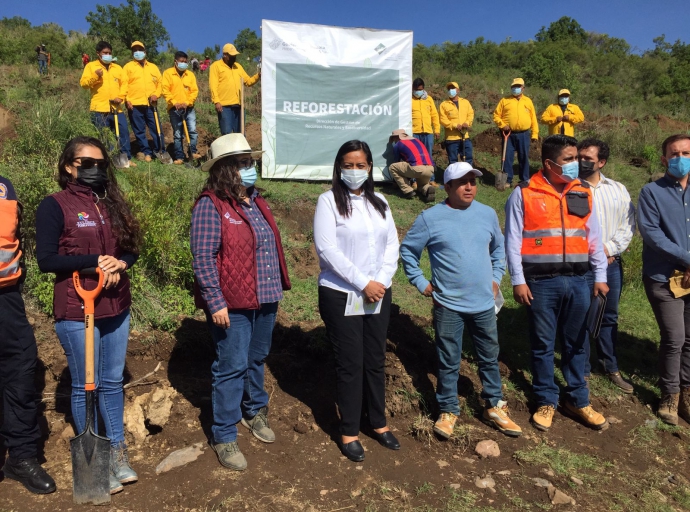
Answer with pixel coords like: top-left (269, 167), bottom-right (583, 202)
top-left (520, 170), bottom-right (592, 279)
top-left (0, 197), bottom-right (22, 288)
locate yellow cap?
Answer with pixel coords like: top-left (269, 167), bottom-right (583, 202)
top-left (130, 41), bottom-right (145, 49)
top-left (446, 81), bottom-right (459, 89)
top-left (558, 89), bottom-right (571, 96)
top-left (511, 78), bottom-right (525, 87)
top-left (222, 43), bottom-right (240, 56)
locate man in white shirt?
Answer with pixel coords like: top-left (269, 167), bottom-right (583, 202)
top-left (578, 138), bottom-right (635, 393)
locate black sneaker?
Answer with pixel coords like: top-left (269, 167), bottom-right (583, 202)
top-left (2, 458), bottom-right (56, 494)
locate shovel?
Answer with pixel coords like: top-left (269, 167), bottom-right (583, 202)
top-left (71, 267), bottom-right (111, 505)
top-left (181, 109), bottom-right (200, 168)
top-left (495, 128), bottom-right (511, 192)
top-left (240, 81), bottom-right (245, 136)
top-left (111, 107), bottom-right (130, 169)
top-left (459, 129), bottom-right (467, 162)
top-left (152, 103), bottom-right (172, 164)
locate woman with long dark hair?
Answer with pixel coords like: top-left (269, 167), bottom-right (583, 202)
top-left (191, 133), bottom-right (291, 471)
top-left (313, 140), bottom-right (401, 462)
top-left (36, 136), bottom-right (141, 495)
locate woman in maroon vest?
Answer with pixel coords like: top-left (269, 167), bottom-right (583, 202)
top-left (36, 136), bottom-right (141, 495)
top-left (191, 133), bottom-right (291, 471)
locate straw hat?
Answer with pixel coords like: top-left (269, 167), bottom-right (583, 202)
top-left (201, 134), bottom-right (263, 172)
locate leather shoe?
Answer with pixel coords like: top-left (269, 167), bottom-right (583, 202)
top-left (372, 430), bottom-right (400, 450)
top-left (2, 457), bottom-right (56, 494)
top-left (340, 440), bottom-right (365, 462)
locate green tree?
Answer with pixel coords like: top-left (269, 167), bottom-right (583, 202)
top-left (203, 45), bottom-right (220, 59)
top-left (234, 28), bottom-right (261, 62)
top-left (535, 17), bottom-right (587, 45)
top-left (86, 0), bottom-right (169, 58)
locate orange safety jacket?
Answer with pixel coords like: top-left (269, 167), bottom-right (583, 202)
top-left (0, 196), bottom-right (22, 288)
top-left (519, 171), bottom-right (592, 279)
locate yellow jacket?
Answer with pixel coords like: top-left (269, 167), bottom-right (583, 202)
top-left (439, 98), bottom-right (474, 140)
top-left (493, 96), bottom-right (539, 139)
top-left (79, 60), bottom-right (127, 113)
top-left (161, 67), bottom-right (199, 111)
top-left (209, 60), bottom-right (259, 106)
top-left (122, 60), bottom-right (162, 106)
top-left (540, 103), bottom-right (585, 136)
top-left (411, 95), bottom-right (440, 134)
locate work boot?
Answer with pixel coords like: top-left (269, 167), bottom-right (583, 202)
top-left (110, 444), bottom-right (138, 484)
top-left (410, 180), bottom-right (418, 191)
top-left (531, 405), bottom-right (555, 432)
top-left (420, 185), bottom-right (436, 203)
top-left (109, 471), bottom-right (124, 495)
top-left (212, 441), bottom-right (247, 471)
top-left (563, 402), bottom-right (608, 430)
top-left (482, 400), bottom-right (522, 437)
top-left (192, 152), bottom-right (202, 159)
top-left (135, 152), bottom-right (146, 161)
top-left (433, 412), bottom-right (457, 439)
top-left (173, 159), bottom-right (184, 165)
top-left (144, 154), bottom-right (152, 163)
top-left (679, 387), bottom-right (690, 424)
top-left (608, 372), bottom-right (633, 394)
top-left (402, 190), bottom-right (416, 199)
top-left (241, 406), bottom-right (275, 443)
top-left (658, 393), bottom-right (680, 426)
top-left (128, 160), bottom-right (137, 168)
top-left (2, 457), bottom-right (56, 494)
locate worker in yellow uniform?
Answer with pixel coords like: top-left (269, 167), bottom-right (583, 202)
top-left (162, 51), bottom-right (200, 165)
top-left (411, 78), bottom-right (440, 161)
top-left (123, 41), bottom-right (162, 162)
top-left (80, 41), bottom-right (135, 167)
top-left (209, 43), bottom-right (260, 135)
top-left (540, 89), bottom-right (584, 137)
top-left (439, 81), bottom-right (474, 165)
top-left (493, 78), bottom-right (539, 185)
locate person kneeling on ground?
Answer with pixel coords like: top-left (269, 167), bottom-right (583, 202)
top-left (191, 134), bottom-right (291, 471)
top-left (388, 129), bottom-right (436, 202)
top-left (401, 162), bottom-right (522, 439)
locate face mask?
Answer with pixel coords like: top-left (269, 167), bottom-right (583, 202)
top-left (448, 89), bottom-right (457, 98)
top-left (100, 54), bottom-right (113, 63)
top-left (511, 87), bottom-right (522, 96)
top-left (668, 156), bottom-right (690, 179)
top-left (340, 169), bottom-right (369, 190)
top-left (559, 96), bottom-right (570, 105)
top-left (176, 62), bottom-right (188, 71)
top-left (579, 160), bottom-right (596, 179)
top-left (226, 56), bottom-right (236, 66)
top-left (133, 51), bottom-right (146, 61)
top-left (239, 165), bottom-right (257, 187)
top-left (76, 165), bottom-right (108, 190)
top-left (552, 160), bottom-right (579, 182)
top-left (413, 90), bottom-right (424, 98)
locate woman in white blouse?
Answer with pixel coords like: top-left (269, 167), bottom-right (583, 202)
top-left (313, 140), bottom-right (400, 462)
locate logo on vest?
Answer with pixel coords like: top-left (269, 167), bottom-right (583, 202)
top-left (0, 183), bottom-right (6, 200)
top-left (535, 239), bottom-right (542, 246)
top-left (77, 212), bottom-right (97, 228)
top-left (224, 212), bottom-right (243, 225)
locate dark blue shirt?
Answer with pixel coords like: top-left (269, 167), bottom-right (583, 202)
top-left (637, 174), bottom-right (690, 282)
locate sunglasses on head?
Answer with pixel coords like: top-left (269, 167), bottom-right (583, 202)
top-left (74, 157), bottom-right (109, 171)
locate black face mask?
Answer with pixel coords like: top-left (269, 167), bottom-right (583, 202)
top-left (77, 165), bottom-right (109, 190)
top-left (226, 56), bottom-right (236, 66)
top-left (579, 160), bottom-right (596, 179)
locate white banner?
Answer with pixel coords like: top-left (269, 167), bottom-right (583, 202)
top-left (261, 20), bottom-right (413, 181)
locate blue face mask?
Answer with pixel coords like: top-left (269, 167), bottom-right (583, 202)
top-left (239, 165), bottom-right (257, 187)
top-left (448, 88), bottom-right (457, 98)
top-left (511, 87), bottom-right (522, 96)
top-left (413, 90), bottom-right (424, 98)
top-left (176, 62), bottom-right (188, 71)
top-left (554, 160), bottom-right (580, 182)
top-left (100, 54), bottom-right (113, 63)
top-left (133, 51), bottom-right (146, 61)
top-left (340, 169), bottom-right (369, 190)
top-left (668, 156), bottom-right (690, 179)
top-left (559, 96), bottom-right (570, 105)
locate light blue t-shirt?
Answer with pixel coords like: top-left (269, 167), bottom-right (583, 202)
top-left (400, 200), bottom-right (505, 314)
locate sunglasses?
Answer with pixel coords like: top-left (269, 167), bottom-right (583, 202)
top-left (74, 157), bottom-right (109, 171)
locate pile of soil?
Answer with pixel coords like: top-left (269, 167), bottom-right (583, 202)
top-left (473, 127), bottom-right (542, 161)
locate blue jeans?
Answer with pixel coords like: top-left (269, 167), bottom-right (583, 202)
top-left (527, 275), bottom-right (590, 408)
top-left (502, 130), bottom-right (531, 183)
top-left (584, 260), bottom-right (623, 374)
top-left (128, 105), bottom-right (161, 156)
top-left (413, 133), bottom-right (434, 160)
top-left (169, 107), bottom-right (198, 160)
top-left (55, 310), bottom-right (130, 447)
top-left (433, 305), bottom-right (503, 414)
top-left (90, 111), bottom-right (132, 159)
top-left (38, 60), bottom-right (47, 74)
top-left (445, 139), bottom-right (474, 165)
top-left (205, 302), bottom-right (278, 444)
top-left (217, 105), bottom-right (241, 135)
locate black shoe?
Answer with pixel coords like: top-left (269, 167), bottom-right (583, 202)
top-left (340, 440), bottom-right (365, 462)
top-left (2, 458), bottom-right (56, 494)
top-left (372, 430), bottom-right (400, 450)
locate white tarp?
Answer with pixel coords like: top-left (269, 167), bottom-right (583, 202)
top-left (261, 20), bottom-right (413, 181)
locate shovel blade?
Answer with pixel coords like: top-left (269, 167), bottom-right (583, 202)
top-left (70, 427), bottom-right (111, 505)
top-left (113, 153), bottom-right (129, 169)
top-left (158, 151), bottom-right (173, 164)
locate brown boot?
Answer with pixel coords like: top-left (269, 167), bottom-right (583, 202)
top-left (608, 372), bottom-right (633, 394)
top-left (679, 388), bottom-right (690, 424)
top-left (658, 393), bottom-right (679, 426)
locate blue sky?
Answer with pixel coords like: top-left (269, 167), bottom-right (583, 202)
top-left (3, 0), bottom-right (689, 54)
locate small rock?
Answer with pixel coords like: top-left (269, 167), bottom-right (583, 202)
top-left (437, 460), bottom-right (449, 468)
top-left (462, 457), bottom-right (475, 464)
top-left (542, 468), bottom-right (555, 477)
top-left (533, 477), bottom-right (553, 488)
top-left (450, 483), bottom-right (461, 490)
top-left (60, 424), bottom-right (75, 440)
top-left (474, 440), bottom-right (500, 458)
top-left (124, 394), bottom-right (149, 444)
top-left (571, 476), bottom-right (583, 486)
top-left (27, 316), bottom-right (36, 326)
top-left (668, 475), bottom-right (678, 485)
top-left (309, 423), bottom-right (319, 432)
top-left (608, 416), bottom-right (622, 424)
top-left (548, 486), bottom-right (576, 505)
top-left (146, 387), bottom-right (175, 427)
top-left (644, 419), bottom-right (657, 428)
top-left (474, 476), bottom-right (496, 490)
top-left (293, 422), bottom-right (309, 434)
top-left (155, 443), bottom-right (205, 474)
top-left (497, 470), bottom-right (511, 476)
top-left (320, 490), bottom-right (328, 496)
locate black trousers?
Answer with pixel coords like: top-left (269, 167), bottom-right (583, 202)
top-left (0, 288), bottom-right (40, 460)
top-left (318, 286), bottom-right (391, 436)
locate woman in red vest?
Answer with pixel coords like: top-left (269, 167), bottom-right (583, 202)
top-left (36, 136), bottom-right (141, 495)
top-left (191, 133), bottom-right (291, 471)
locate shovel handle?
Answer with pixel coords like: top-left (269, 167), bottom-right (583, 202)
top-left (73, 268), bottom-right (104, 390)
top-left (153, 108), bottom-right (162, 137)
top-left (501, 129), bottom-right (511, 164)
top-left (113, 111), bottom-right (120, 138)
top-left (182, 118), bottom-right (191, 145)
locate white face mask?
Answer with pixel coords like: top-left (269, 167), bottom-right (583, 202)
top-left (340, 169), bottom-right (369, 190)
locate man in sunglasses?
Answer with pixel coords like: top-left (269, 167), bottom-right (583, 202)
top-left (400, 162), bottom-right (522, 441)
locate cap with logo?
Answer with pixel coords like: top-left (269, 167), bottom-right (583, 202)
top-left (222, 44), bottom-right (240, 56)
top-left (511, 78), bottom-right (525, 87)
